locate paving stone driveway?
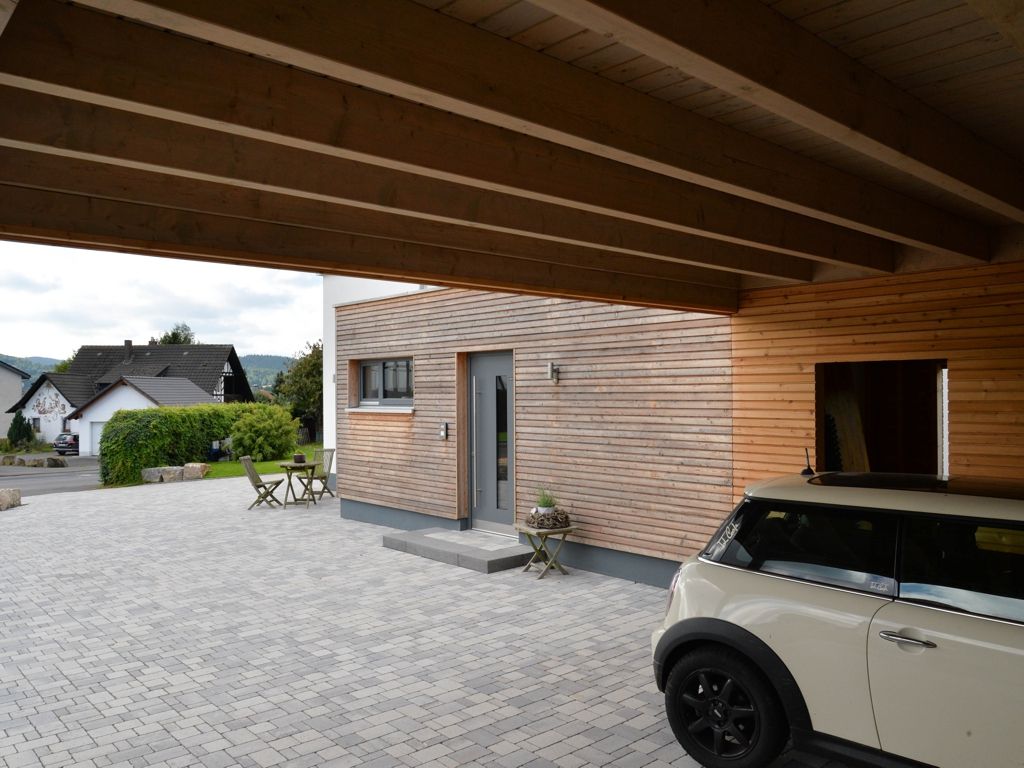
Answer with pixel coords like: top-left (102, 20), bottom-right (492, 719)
top-left (1, 479), bottom-right (841, 768)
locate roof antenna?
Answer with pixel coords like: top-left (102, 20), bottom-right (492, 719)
top-left (801, 448), bottom-right (815, 476)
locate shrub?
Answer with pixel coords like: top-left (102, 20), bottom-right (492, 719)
top-left (229, 405), bottom-right (297, 461)
top-left (99, 402), bottom-right (261, 485)
top-left (7, 410), bottom-right (33, 447)
top-left (0, 437), bottom-right (11, 453)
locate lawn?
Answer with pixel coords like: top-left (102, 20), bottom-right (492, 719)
top-left (205, 443), bottom-right (323, 479)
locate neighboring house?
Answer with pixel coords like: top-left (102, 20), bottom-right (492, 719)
top-left (7, 340), bottom-right (253, 446)
top-left (68, 377), bottom-right (217, 457)
top-left (0, 360), bottom-right (31, 437)
top-left (331, 261), bottom-right (1024, 586)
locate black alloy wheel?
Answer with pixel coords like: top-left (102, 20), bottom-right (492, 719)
top-left (664, 647), bottom-right (786, 768)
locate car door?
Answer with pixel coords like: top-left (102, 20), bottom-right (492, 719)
top-left (867, 516), bottom-right (1024, 768)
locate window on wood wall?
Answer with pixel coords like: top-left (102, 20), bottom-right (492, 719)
top-left (359, 359), bottom-right (414, 406)
top-left (816, 360), bottom-right (948, 475)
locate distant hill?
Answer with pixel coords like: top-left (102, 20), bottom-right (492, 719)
top-left (0, 354), bottom-right (60, 389)
top-left (239, 354), bottom-right (294, 390)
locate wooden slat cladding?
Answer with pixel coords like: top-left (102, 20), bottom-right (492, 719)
top-left (733, 262), bottom-right (1024, 498)
top-left (336, 288), bottom-right (732, 561)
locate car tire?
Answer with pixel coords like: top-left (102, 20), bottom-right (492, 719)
top-left (664, 646), bottom-right (787, 768)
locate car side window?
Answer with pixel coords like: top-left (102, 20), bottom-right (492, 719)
top-left (899, 517), bottom-right (1024, 624)
top-left (705, 500), bottom-right (897, 596)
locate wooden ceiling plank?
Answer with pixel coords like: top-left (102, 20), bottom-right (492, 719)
top-left (535, 0), bottom-right (1024, 221)
top-left (0, 184), bottom-right (740, 313)
top-left (0, 145), bottom-right (748, 289)
top-left (62, 0), bottom-right (992, 258)
top-left (0, 87), bottom-right (814, 282)
top-left (965, 0), bottom-right (1024, 55)
top-left (0, 1), bottom-right (879, 270)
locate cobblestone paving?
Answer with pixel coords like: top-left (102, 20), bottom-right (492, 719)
top-left (0, 479), bottom-right (846, 768)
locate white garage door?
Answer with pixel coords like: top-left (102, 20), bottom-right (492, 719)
top-left (91, 421), bottom-right (107, 456)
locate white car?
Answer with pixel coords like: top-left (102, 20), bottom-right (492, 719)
top-left (651, 473), bottom-right (1024, 768)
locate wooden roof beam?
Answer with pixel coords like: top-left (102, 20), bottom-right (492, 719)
top-left (59, 0), bottom-right (991, 258)
top-left (0, 185), bottom-right (739, 313)
top-left (0, 0), bottom-right (886, 274)
top-left (0, 86), bottom-right (817, 282)
top-left (0, 145), bottom-right (747, 290)
top-left (538, 0), bottom-right (1024, 223)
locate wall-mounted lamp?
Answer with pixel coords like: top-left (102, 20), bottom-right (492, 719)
top-left (547, 362), bottom-right (561, 384)
top-left (438, 421), bottom-right (448, 440)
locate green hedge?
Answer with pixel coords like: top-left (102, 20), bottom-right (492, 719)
top-left (99, 402), bottom-right (295, 486)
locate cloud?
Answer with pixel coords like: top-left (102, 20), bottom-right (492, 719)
top-left (0, 242), bottom-right (324, 358)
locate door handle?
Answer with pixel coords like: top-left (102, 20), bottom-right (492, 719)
top-left (878, 631), bottom-right (937, 649)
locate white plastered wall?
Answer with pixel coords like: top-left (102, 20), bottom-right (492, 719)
top-left (70, 384), bottom-right (153, 456)
top-left (21, 380), bottom-right (71, 442)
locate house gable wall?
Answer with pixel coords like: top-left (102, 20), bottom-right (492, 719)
top-left (70, 384), bottom-right (153, 457)
top-left (336, 289), bottom-right (733, 562)
top-left (21, 380), bottom-right (72, 442)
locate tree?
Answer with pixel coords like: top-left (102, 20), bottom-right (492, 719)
top-left (53, 349), bottom-right (78, 373)
top-left (275, 341), bottom-right (323, 441)
top-left (7, 410), bottom-right (34, 447)
top-left (151, 322), bottom-right (198, 345)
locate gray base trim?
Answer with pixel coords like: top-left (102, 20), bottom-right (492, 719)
top-left (530, 537), bottom-right (679, 587)
top-left (340, 498), bottom-right (469, 531)
top-left (340, 498), bottom-right (678, 586)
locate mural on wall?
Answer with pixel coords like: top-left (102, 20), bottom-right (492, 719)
top-left (32, 389), bottom-right (68, 419)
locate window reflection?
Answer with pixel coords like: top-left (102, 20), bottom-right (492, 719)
top-left (496, 375), bottom-right (508, 509)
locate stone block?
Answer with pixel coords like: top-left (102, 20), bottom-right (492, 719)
top-left (14, 457), bottom-right (25, 466)
top-left (45, 457), bottom-right (68, 468)
top-left (182, 462), bottom-right (209, 481)
top-left (160, 466), bottom-right (184, 483)
top-left (25, 458), bottom-right (45, 468)
top-left (0, 488), bottom-right (21, 511)
top-left (141, 467), bottom-right (164, 483)
top-left (0, 455), bottom-right (14, 466)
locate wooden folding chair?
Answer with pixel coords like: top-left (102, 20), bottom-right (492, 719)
top-left (312, 448), bottom-right (335, 500)
top-left (241, 455), bottom-right (283, 509)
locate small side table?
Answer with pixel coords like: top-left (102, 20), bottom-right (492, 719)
top-left (515, 523), bottom-right (577, 579)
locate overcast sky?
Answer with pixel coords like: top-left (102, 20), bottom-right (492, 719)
top-left (1, 242), bottom-right (331, 360)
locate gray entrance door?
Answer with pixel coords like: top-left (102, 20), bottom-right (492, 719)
top-left (469, 352), bottom-right (514, 534)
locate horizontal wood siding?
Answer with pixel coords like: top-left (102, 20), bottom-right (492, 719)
top-left (336, 289), bottom-right (732, 560)
top-left (733, 262), bottom-right (1024, 497)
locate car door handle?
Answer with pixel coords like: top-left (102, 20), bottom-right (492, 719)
top-left (878, 631), bottom-right (937, 649)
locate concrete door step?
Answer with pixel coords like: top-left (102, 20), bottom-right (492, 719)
top-left (382, 527), bottom-right (532, 573)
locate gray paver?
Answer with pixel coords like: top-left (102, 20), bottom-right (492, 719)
top-left (0, 478), bottom-right (846, 768)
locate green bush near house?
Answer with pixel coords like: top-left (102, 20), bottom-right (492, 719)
top-left (229, 406), bottom-right (298, 462)
top-left (99, 402), bottom-right (296, 486)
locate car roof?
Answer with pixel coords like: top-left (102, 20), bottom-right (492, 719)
top-left (745, 473), bottom-right (1024, 523)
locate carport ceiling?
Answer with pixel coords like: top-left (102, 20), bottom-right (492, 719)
top-left (1, 0), bottom-right (1022, 312)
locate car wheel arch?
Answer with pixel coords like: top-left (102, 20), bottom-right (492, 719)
top-left (654, 617), bottom-right (812, 737)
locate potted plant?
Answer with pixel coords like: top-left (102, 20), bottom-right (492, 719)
top-left (535, 487), bottom-right (557, 514)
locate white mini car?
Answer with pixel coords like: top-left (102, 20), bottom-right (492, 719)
top-left (652, 473), bottom-right (1024, 768)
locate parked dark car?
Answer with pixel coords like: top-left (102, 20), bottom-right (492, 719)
top-left (53, 433), bottom-right (79, 455)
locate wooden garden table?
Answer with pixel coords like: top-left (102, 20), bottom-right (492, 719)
top-left (278, 461), bottom-right (318, 508)
top-left (515, 523), bottom-right (577, 579)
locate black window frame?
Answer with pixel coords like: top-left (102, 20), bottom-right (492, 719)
top-left (359, 358), bottom-right (414, 407)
